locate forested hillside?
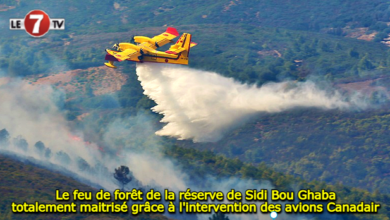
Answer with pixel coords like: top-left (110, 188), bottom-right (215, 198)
top-left (175, 107), bottom-right (390, 193)
top-left (3, 0), bottom-right (390, 35)
top-left (0, 155), bottom-right (168, 220)
top-left (165, 146), bottom-right (390, 220)
top-left (2, 0), bottom-right (390, 83)
top-left (1, 24), bottom-right (389, 84)
top-left (2, 144), bottom-right (390, 220)
top-left (1, 1), bottom-right (390, 220)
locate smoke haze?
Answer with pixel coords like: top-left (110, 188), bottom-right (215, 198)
top-left (0, 78), bottom-right (280, 219)
top-left (0, 65), bottom-right (359, 219)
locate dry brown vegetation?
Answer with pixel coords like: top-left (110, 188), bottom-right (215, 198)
top-left (344, 27), bottom-right (377, 41)
top-left (337, 76), bottom-right (389, 95)
top-left (257, 49), bottom-right (282, 57)
top-left (30, 66), bottom-right (128, 96)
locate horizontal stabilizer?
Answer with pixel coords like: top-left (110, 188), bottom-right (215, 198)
top-left (190, 42), bottom-right (197, 48)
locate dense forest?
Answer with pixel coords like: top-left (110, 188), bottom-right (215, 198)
top-left (1, 24), bottom-right (390, 84)
top-left (3, 0), bottom-right (390, 35)
top-left (2, 0), bottom-right (390, 84)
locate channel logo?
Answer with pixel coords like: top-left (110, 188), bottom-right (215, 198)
top-left (9, 10), bottom-right (65, 37)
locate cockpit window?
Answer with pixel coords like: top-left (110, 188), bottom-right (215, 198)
top-left (112, 44), bottom-right (119, 51)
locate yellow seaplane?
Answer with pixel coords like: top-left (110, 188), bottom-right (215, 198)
top-left (104, 27), bottom-right (197, 68)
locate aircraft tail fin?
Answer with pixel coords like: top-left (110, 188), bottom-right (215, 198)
top-left (180, 33), bottom-right (192, 59)
top-left (166, 33), bottom-right (195, 58)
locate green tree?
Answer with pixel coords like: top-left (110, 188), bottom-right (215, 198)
top-left (114, 165), bottom-right (132, 191)
top-left (85, 83), bottom-right (94, 97)
top-left (348, 48), bottom-right (359, 58)
top-left (34, 141), bottom-right (45, 154)
top-left (45, 148), bottom-right (52, 159)
top-left (358, 54), bottom-right (374, 71)
top-left (13, 136), bottom-right (28, 151)
top-left (374, 32), bottom-right (388, 42)
top-left (209, 212), bottom-right (229, 220)
top-left (0, 129), bottom-right (10, 147)
top-left (56, 151), bottom-right (71, 165)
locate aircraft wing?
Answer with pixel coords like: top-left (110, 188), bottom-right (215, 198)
top-left (151, 27), bottom-right (180, 48)
top-left (153, 50), bottom-right (181, 58)
top-left (106, 48), bottom-right (140, 62)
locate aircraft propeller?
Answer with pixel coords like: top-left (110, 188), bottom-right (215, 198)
top-left (130, 35), bottom-right (135, 44)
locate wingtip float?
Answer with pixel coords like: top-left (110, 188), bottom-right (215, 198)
top-left (104, 27), bottom-right (197, 68)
